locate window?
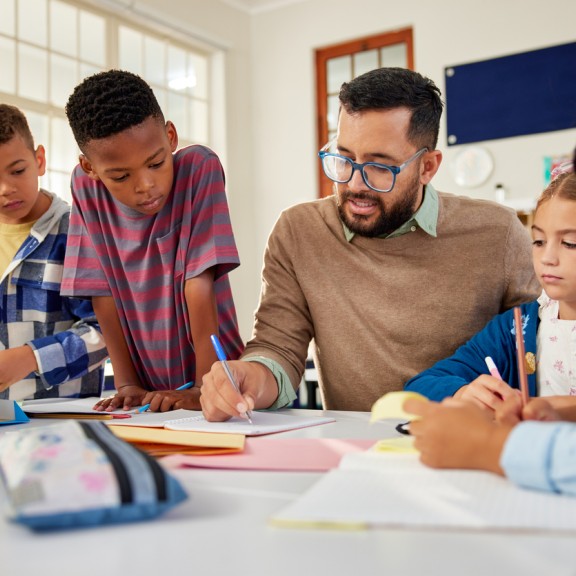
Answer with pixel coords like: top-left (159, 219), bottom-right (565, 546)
top-left (0, 0), bottom-right (212, 203)
top-left (315, 28), bottom-right (413, 198)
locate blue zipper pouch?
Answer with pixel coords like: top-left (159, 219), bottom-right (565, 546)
top-left (0, 420), bottom-right (188, 530)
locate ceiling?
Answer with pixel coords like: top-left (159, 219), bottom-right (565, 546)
top-left (218, 0), bottom-right (309, 15)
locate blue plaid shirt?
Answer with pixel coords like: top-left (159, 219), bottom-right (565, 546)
top-left (0, 191), bottom-right (108, 400)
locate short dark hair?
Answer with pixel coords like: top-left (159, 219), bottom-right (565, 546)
top-left (338, 67), bottom-right (444, 150)
top-left (0, 104), bottom-right (35, 150)
top-left (65, 69), bottom-right (164, 151)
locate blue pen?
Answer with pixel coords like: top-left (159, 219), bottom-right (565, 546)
top-left (210, 334), bottom-right (253, 424)
top-left (137, 381), bottom-right (194, 413)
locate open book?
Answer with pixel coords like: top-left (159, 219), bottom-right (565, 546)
top-left (22, 398), bottom-right (335, 437)
top-left (109, 409), bottom-right (336, 436)
top-left (271, 451), bottom-right (576, 532)
top-left (22, 397), bottom-right (133, 420)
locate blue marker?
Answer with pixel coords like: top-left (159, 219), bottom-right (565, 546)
top-left (137, 381), bottom-right (194, 413)
top-left (210, 334), bottom-right (253, 424)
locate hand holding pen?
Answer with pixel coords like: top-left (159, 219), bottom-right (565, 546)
top-left (210, 334), bottom-right (253, 424)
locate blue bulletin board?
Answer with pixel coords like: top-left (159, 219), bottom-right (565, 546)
top-left (445, 42), bottom-right (576, 146)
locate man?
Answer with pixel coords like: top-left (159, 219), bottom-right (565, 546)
top-left (201, 67), bottom-right (540, 419)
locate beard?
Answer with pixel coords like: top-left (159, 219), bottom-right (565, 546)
top-left (336, 172), bottom-right (422, 238)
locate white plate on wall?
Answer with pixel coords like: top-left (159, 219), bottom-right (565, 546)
top-left (450, 146), bottom-right (494, 187)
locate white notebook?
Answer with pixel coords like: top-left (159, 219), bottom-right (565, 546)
top-left (109, 410), bottom-right (336, 436)
top-left (23, 397), bottom-right (109, 415)
top-left (271, 451), bottom-right (576, 532)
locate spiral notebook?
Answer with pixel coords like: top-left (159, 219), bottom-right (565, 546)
top-left (108, 409), bottom-right (336, 436)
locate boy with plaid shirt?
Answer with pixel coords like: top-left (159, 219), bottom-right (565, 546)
top-left (0, 104), bottom-right (107, 400)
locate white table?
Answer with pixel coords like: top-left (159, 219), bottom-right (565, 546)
top-left (1, 409), bottom-right (574, 576)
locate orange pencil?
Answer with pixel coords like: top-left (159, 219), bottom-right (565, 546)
top-left (513, 306), bottom-right (529, 406)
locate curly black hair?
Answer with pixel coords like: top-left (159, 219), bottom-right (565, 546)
top-left (65, 69), bottom-right (164, 151)
top-left (339, 67), bottom-right (444, 151)
top-left (0, 104), bottom-right (35, 150)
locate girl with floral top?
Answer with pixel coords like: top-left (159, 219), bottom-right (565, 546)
top-left (406, 168), bottom-right (576, 417)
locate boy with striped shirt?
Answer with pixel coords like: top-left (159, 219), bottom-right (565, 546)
top-left (62, 70), bottom-right (243, 412)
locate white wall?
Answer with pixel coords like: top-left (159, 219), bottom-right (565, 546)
top-left (110, 0), bottom-right (576, 341)
top-left (249, 0), bottom-right (576, 255)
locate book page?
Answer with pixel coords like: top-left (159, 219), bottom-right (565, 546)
top-left (271, 462), bottom-right (576, 532)
top-left (164, 411), bottom-right (336, 436)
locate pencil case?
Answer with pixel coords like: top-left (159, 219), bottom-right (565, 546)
top-left (0, 420), bottom-right (188, 530)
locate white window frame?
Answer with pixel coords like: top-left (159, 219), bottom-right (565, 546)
top-left (0, 0), bottom-right (225, 202)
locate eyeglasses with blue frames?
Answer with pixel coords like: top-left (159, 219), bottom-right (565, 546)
top-left (318, 147), bottom-right (428, 193)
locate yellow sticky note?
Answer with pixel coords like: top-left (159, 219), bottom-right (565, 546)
top-left (372, 436), bottom-right (418, 454)
top-left (370, 391), bottom-right (428, 422)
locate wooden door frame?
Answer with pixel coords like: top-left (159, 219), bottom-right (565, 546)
top-left (315, 28), bottom-right (414, 197)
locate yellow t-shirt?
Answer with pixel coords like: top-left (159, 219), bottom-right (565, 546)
top-left (0, 221), bottom-right (35, 278)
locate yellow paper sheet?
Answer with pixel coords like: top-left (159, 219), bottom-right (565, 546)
top-left (370, 391), bottom-right (428, 422)
top-left (108, 425), bottom-right (245, 453)
top-left (372, 436), bottom-right (417, 454)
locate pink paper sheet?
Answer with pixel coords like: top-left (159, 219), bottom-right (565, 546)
top-left (160, 438), bottom-right (376, 471)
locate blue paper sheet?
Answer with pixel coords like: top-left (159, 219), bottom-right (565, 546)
top-left (0, 399), bottom-right (30, 426)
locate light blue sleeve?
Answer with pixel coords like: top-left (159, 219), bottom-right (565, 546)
top-left (243, 356), bottom-right (298, 409)
top-left (500, 421), bottom-right (576, 496)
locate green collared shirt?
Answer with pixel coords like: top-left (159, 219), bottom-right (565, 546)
top-left (342, 183), bottom-right (439, 241)
top-left (247, 183), bottom-right (440, 409)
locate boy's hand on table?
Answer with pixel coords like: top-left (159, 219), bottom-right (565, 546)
top-left (453, 375), bottom-right (516, 412)
top-left (93, 385), bottom-right (147, 411)
top-left (139, 388), bottom-right (202, 412)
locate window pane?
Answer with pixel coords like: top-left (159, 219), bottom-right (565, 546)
top-left (188, 53), bottom-right (207, 99)
top-left (327, 95), bottom-right (339, 132)
top-left (119, 26), bottom-right (143, 74)
top-left (50, 0), bottom-right (77, 56)
top-left (167, 92), bottom-right (188, 139)
top-left (18, 0), bottom-right (47, 46)
top-left (50, 116), bottom-right (78, 173)
top-left (167, 45), bottom-right (187, 91)
top-left (80, 11), bottom-right (105, 67)
top-left (80, 63), bottom-right (101, 81)
top-left (144, 36), bottom-right (165, 86)
top-left (190, 99), bottom-right (208, 144)
top-left (51, 54), bottom-right (77, 107)
top-left (327, 56), bottom-right (351, 93)
top-left (0, 0), bottom-right (15, 36)
top-left (154, 87), bottom-right (167, 113)
top-left (354, 50), bottom-right (378, 77)
top-left (22, 109), bottom-right (49, 149)
top-left (18, 43), bottom-right (48, 101)
top-left (380, 44), bottom-right (407, 68)
top-left (0, 37), bottom-right (16, 94)
top-left (48, 171), bottom-right (72, 203)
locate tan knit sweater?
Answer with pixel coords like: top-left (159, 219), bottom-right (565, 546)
top-left (244, 192), bottom-right (540, 412)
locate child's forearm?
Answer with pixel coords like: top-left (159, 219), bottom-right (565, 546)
top-left (0, 346), bottom-right (39, 392)
top-left (185, 271), bottom-right (219, 386)
top-left (92, 296), bottom-right (142, 390)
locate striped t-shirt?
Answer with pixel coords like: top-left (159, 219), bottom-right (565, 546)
top-left (62, 145), bottom-right (243, 390)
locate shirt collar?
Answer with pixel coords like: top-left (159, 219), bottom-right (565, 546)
top-left (342, 183), bottom-right (439, 242)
